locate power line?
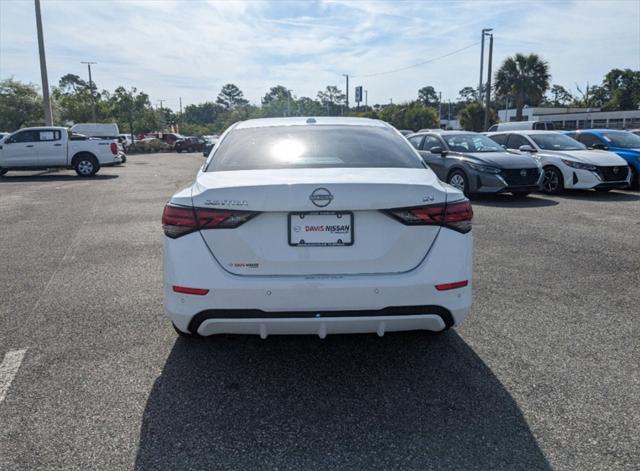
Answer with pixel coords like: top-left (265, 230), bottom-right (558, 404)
top-left (351, 41), bottom-right (481, 79)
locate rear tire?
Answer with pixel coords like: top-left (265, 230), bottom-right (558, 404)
top-left (447, 169), bottom-right (469, 195)
top-left (74, 154), bottom-right (99, 177)
top-left (542, 166), bottom-right (564, 194)
top-left (629, 166), bottom-right (639, 190)
top-left (173, 322), bottom-right (198, 338)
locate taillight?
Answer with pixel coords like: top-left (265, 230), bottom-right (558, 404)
top-left (110, 142), bottom-right (118, 155)
top-left (162, 204), bottom-right (258, 238)
top-left (384, 199), bottom-right (473, 233)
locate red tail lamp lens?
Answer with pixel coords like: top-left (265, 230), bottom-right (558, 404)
top-left (173, 286), bottom-right (209, 295)
top-left (162, 204), bottom-right (258, 238)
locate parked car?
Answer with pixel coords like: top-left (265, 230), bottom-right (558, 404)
top-left (162, 117), bottom-right (473, 338)
top-left (563, 129), bottom-right (640, 190)
top-left (118, 133), bottom-right (134, 149)
top-left (487, 130), bottom-right (630, 193)
top-left (202, 137), bottom-right (219, 157)
top-left (175, 137), bottom-right (206, 153)
top-left (488, 121), bottom-right (555, 132)
top-left (0, 132), bottom-right (10, 141)
top-left (628, 129), bottom-right (640, 136)
top-left (407, 130), bottom-right (542, 196)
top-left (0, 127), bottom-right (124, 177)
top-left (398, 129), bottom-right (414, 136)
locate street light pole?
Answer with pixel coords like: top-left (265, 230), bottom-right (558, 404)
top-left (484, 32), bottom-right (494, 132)
top-left (478, 28), bottom-right (492, 104)
top-left (365, 90), bottom-right (368, 107)
top-left (34, 0), bottom-right (53, 125)
top-left (81, 61), bottom-right (97, 122)
top-left (342, 74), bottom-right (349, 113)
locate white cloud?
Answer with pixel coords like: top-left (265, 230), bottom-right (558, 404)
top-left (0, 0), bottom-right (638, 109)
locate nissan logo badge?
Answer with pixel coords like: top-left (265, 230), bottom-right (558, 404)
top-left (520, 169), bottom-right (527, 176)
top-left (309, 188), bottom-right (333, 207)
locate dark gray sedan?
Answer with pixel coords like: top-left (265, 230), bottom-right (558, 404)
top-left (407, 130), bottom-right (543, 196)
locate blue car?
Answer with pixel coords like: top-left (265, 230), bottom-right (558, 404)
top-left (564, 130), bottom-right (640, 189)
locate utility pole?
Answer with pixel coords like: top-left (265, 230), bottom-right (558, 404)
top-left (484, 32), bottom-right (494, 132)
top-left (179, 97), bottom-right (183, 115)
top-left (478, 28), bottom-right (492, 104)
top-left (342, 74), bottom-right (349, 112)
top-left (365, 90), bottom-right (368, 107)
top-left (438, 91), bottom-right (442, 125)
top-left (34, 0), bottom-right (53, 125)
top-left (81, 61), bottom-right (97, 122)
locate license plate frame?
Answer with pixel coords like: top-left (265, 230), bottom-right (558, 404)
top-left (288, 211), bottom-right (354, 247)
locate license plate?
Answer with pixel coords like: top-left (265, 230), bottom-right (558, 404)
top-left (288, 212), bottom-right (353, 247)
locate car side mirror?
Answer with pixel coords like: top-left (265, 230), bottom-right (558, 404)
top-left (591, 143), bottom-right (607, 150)
top-left (430, 146), bottom-right (447, 156)
top-left (519, 145), bottom-right (536, 152)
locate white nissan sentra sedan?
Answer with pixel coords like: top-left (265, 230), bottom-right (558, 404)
top-left (162, 117), bottom-right (473, 339)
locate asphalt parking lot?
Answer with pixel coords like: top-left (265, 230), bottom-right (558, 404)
top-left (0, 152), bottom-right (638, 470)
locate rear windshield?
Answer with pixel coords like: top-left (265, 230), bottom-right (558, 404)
top-left (205, 125), bottom-right (424, 171)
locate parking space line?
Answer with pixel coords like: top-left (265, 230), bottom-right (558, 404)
top-left (0, 349), bottom-right (27, 404)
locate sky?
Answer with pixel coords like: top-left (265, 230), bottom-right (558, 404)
top-left (1, 0), bottom-right (639, 111)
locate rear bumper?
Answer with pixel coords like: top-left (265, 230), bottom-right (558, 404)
top-left (100, 153), bottom-right (125, 167)
top-left (186, 309), bottom-right (462, 338)
top-left (164, 229), bottom-right (473, 336)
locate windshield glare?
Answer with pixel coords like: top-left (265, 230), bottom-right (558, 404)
top-left (602, 132), bottom-right (640, 149)
top-left (530, 133), bottom-right (586, 151)
top-left (443, 134), bottom-right (504, 153)
top-left (206, 125), bottom-right (425, 171)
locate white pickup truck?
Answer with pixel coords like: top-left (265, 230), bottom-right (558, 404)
top-left (0, 127), bottom-right (124, 177)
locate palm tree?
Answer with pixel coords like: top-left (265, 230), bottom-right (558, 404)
top-left (494, 53), bottom-right (550, 121)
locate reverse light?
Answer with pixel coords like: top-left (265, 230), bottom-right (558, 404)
top-left (435, 280), bottom-right (469, 291)
top-left (384, 199), bottom-right (473, 233)
top-left (162, 204), bottom-right (258, 238)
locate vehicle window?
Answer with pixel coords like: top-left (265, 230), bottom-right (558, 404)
top-left (529, 133), bottom-right (585, 151)
top-left (442, 134), bottom-right (503, 153)
top-left (408, 135), bottom-right (422, 149)
top-left (577, 133), bottom-right (603, 148)
top-left (422, 135), bottom-right (442, 151)
top-left (206, 125), bottom-right (425, 171)
top-left (488, 134), bottom-right (507, 145)
top-left (38, 130), bottom-right (61, 141)
top-left (505, 134), bottom-right (531, 150)
top-left (601, 131), bottom-right (640, 149)
top-left (10, 130), bottom-right (40, 143)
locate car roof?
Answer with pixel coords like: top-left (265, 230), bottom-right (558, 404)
top-left (487, 130), bottom-right (559, 135)
top-left (233, 116), bottom-right (390, 130)
top-left (14, 126), bottom-right (67, 131)
top-left (410, 130), bottom-right (477, 136)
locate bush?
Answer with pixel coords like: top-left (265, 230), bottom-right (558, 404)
top-left (129, 138), bottom-right (171, 153)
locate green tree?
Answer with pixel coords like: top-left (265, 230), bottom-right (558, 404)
top-left (52, 73), bottom-right (109, 124)
top-left (109, 86), bottom-right (158, 136)
top-left (317, 85), bottom-right (345, 115)
top-left (216, 83), bottom-right (248, 110)
top-left (458, 86), bottom-right (478, 103)
top-left (458, 102), bottom-right (496, 132)
top-left (417, 86), bottom-right (439, 107)
top-left (545, 84), bottom-right (574, 107)
top-left (602, 68), bottom-right (640, 110)
top-left (494, 53), bottom-right (550, 121)
top-left (378, 102), bottom-right (438, 131)
top-left (262, 85), bottom-right (291, 105)
top-left (0, 79), bottom-right (42, 130)
top-left (183, 102), bottom-right (222, 125)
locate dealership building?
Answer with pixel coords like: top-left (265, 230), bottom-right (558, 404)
top-left (497, 107), bottom-right (640, 130)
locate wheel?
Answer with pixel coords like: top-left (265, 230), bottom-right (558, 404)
top-left (172, 322), bottom-right (199, 338)
top-left (595, 187), bottom-right (612, 192)
top-left (542, 166), bottom-right (564, 194)
top-left (74, 155), bottom-right (99, 177)
top-left (447, 169), bottom-right (469, 195)
top-left (511, 191), bottom-right (530, 198)
top-left (629, 166), bottom-right (639, 191)
top-left (0, 169), bottom-right (8, 176)
top-left (120, 155), bottom-right (127, 164)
